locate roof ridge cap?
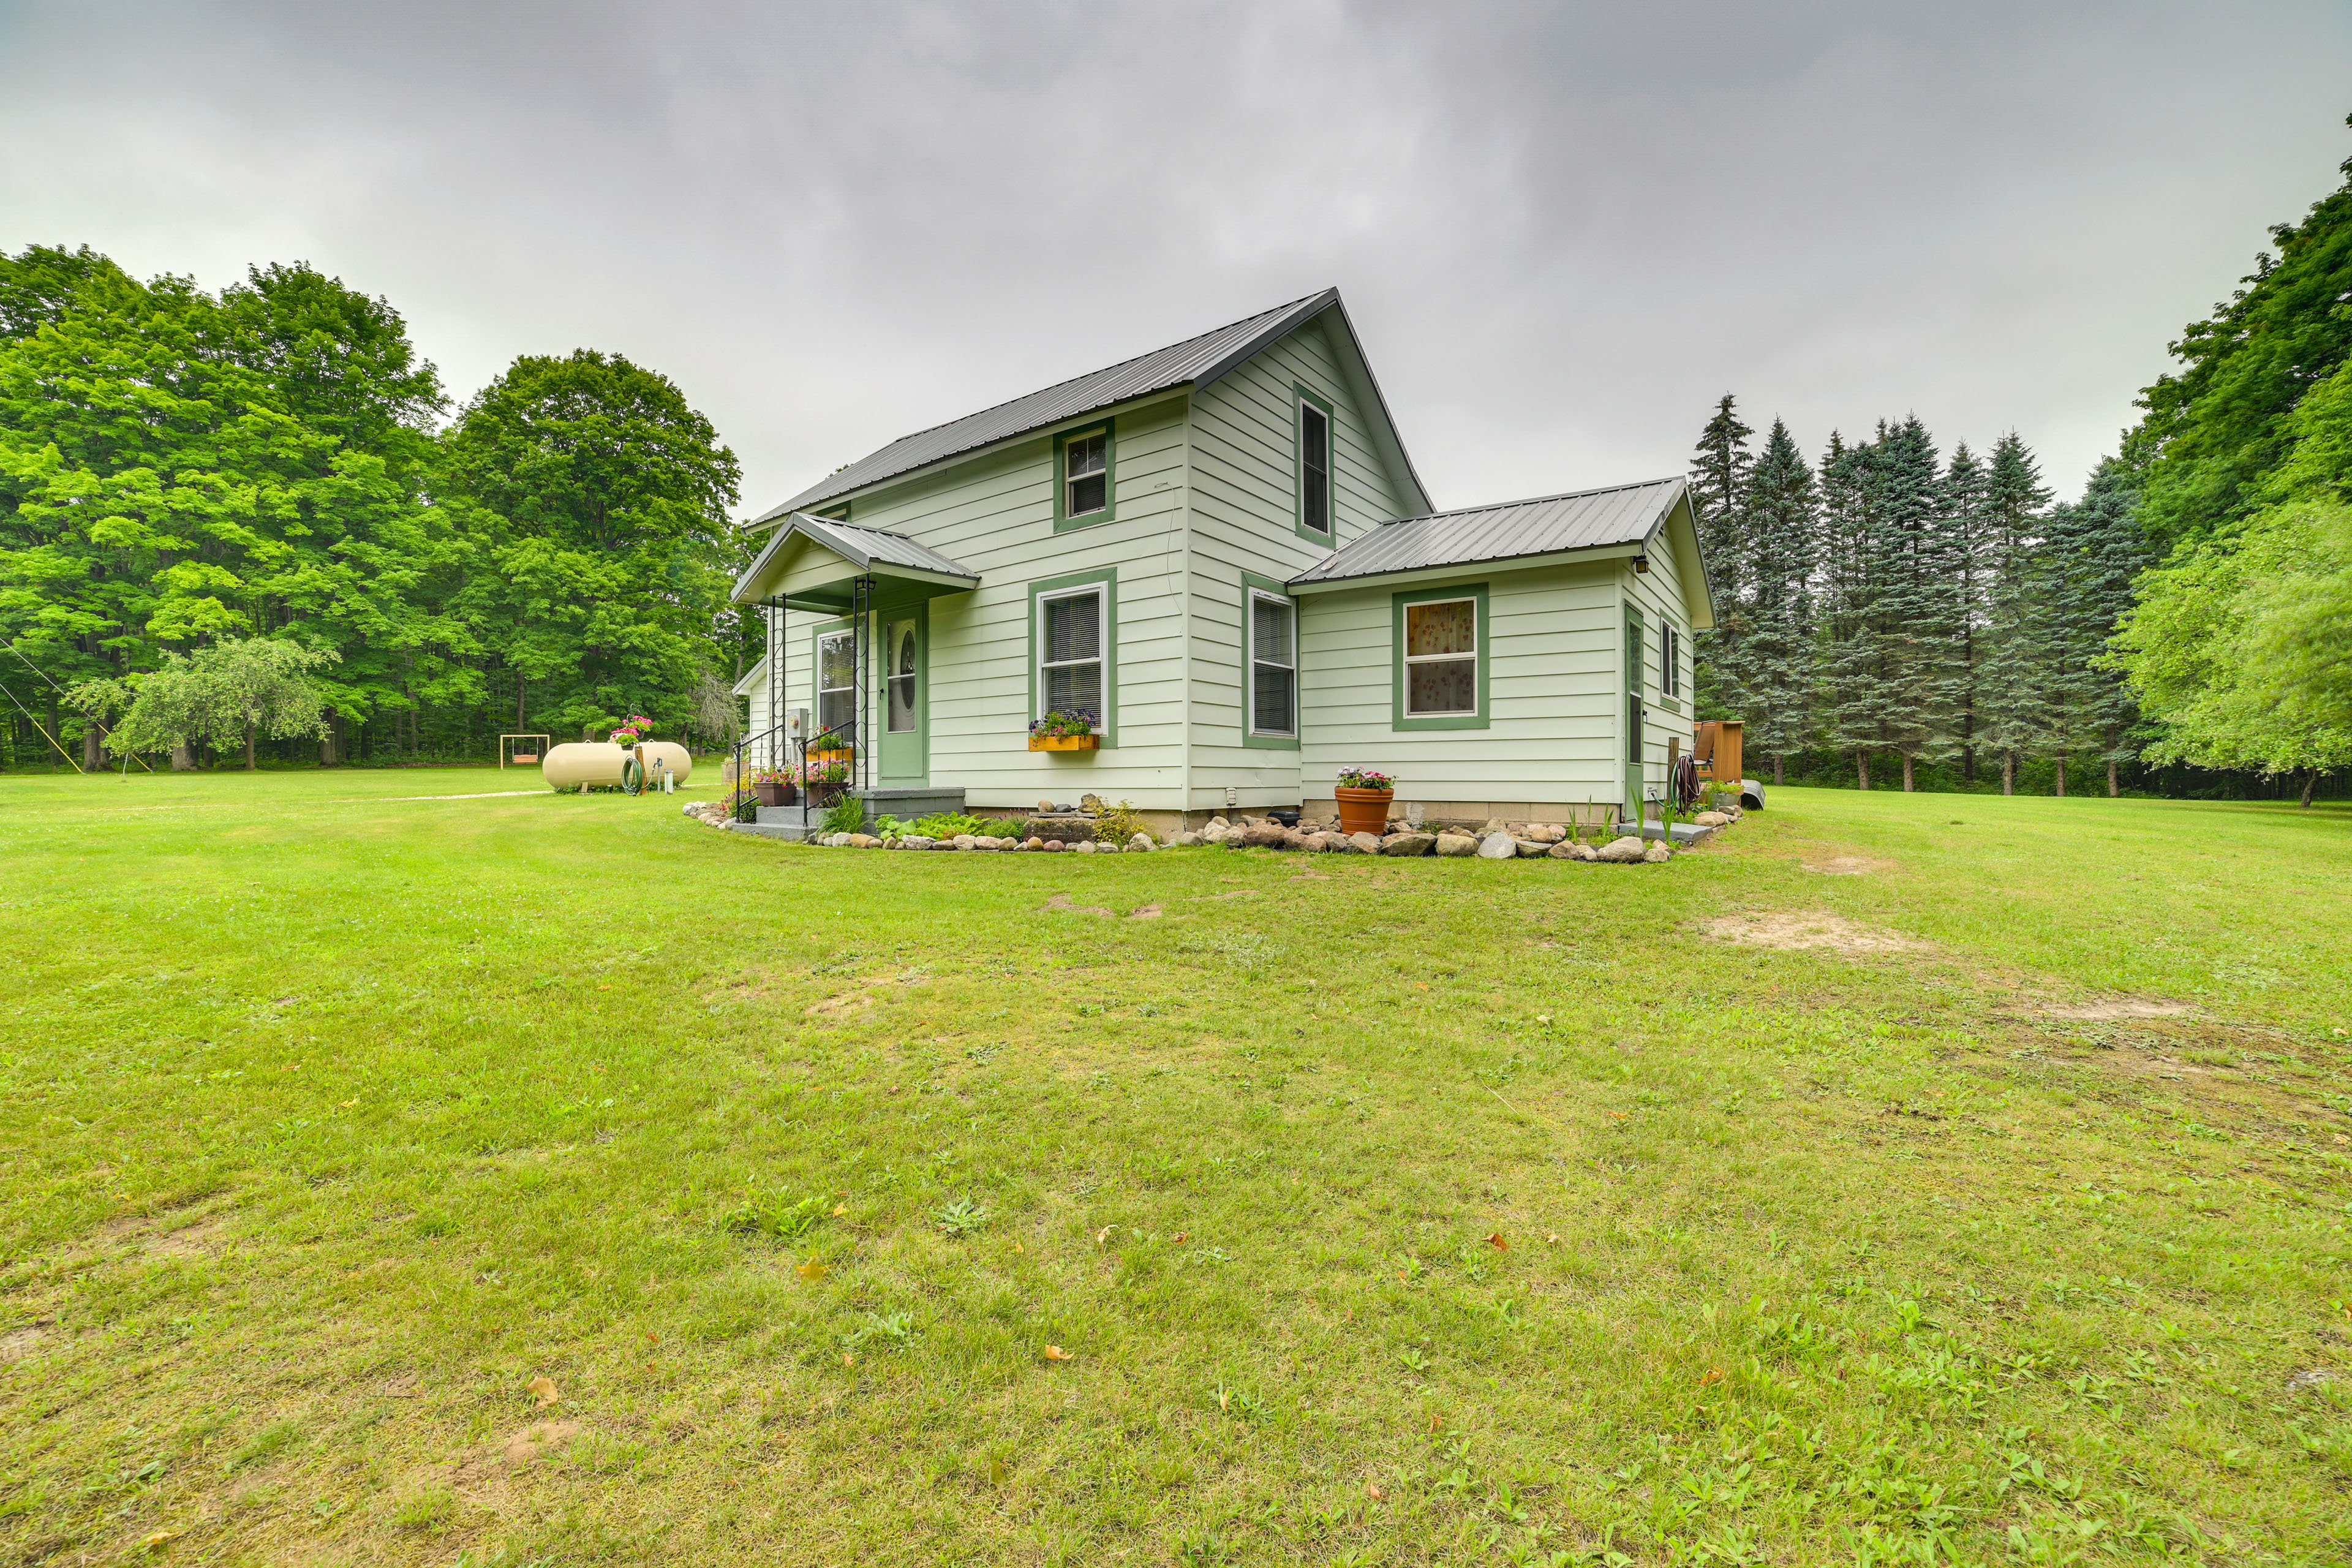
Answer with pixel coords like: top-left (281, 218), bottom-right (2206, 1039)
top-left (868, 288), bottom-right (1335, 450)
top-left (1385, 475), bottom-right (1683, 526)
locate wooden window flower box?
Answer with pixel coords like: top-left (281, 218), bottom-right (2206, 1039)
top-left (1028, 734), bottom-right (1099, 752)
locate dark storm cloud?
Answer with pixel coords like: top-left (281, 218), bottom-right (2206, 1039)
top-left (2, 1), bottom-right (2348, 510)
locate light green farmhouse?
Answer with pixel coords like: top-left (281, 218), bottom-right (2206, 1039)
top-left (732, 289), bottom-right (1714, 832)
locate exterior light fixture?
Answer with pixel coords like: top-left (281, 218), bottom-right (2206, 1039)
top-left (1633, 554), bottom-right (1650, 574)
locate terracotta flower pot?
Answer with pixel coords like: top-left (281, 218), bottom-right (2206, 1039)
top-left (1335, 786), bottom-right (1395, 837)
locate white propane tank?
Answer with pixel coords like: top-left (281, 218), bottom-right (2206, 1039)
top-left (543, 742), bottom-right (628, 789)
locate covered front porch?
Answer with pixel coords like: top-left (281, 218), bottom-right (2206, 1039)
top-left (730, 513), bottom-right (979, 837)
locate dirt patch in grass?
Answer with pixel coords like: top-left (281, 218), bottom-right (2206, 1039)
top-left (1702, 911), bottom-right (1924, 954)
top-left (805, 991), bottom-right (875, 1020)
top-left (2035, 998), bottom-right (2193, 1021)
top-left (0, 1325), bottom-right (45, 1363)
top-left (499, 1419), bottom-right (579, 1468)
top-left (1800, 854), bottom-right (1897, 876)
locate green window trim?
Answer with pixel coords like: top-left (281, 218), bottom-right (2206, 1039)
top-left (1052, 417), bottom-right (1117, 533)
top-left (1390, 582), bottom-right (1490, 731)
top-left (1241, 570), bottom-right (1301, 751)
top-left (1025, 567), bottom-right (1118, 748)
top-left (1294, 383), bottom-right (1336, 545)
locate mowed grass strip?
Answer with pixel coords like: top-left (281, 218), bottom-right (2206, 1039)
top-left (0, 771), bottom-right (2347, 1566)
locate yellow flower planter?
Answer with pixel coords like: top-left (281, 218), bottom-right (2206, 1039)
top-left (1028, 734), bottom-right (1099, 752)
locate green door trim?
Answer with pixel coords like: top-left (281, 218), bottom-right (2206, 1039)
top-left (1623, 599), bottom-right (1645, 823)
top-left (880, 605), bottom-right (929, 785)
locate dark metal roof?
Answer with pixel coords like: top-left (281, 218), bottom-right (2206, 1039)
top-left (1287, 477), bottom-right (1688, 587)
top-left (731, 513), bottom-right (980, 605)
top-left (753, 289), bottom-right (1346, 522)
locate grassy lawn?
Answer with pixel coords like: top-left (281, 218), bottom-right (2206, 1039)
top-left (2, 769), bottom-right (2348, 1567)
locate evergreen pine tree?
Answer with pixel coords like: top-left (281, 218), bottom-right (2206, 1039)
top-left (2042, 458), bottom-right (2150, 795)
top-left (1687, 394), bottom-right (1755, 717)
top-left (1939, 441), bottom-right (1992, 781)
top-left (1738, 418), bottom-right (1818, 785)
top-left (1874, 417), bottom-right (1965, 790)
top-left (1973, 433), bottom-right (2054, 793)
top-left (1817, 431), bottom-right (1896, 788)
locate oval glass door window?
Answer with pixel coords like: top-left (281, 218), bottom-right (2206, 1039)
top-left (887, 624), bottom-right (917, 731)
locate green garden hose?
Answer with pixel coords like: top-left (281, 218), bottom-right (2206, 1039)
top-left (621, 756), bottom-right (645, 796)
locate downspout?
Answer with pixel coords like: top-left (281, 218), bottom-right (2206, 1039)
top-left (1178, 390), bottom-right (1195, 826)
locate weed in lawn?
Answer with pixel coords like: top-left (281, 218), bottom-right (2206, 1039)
top-left (931, 1196), bottom-right (989, 1235)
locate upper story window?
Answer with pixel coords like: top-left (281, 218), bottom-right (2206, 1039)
top-left (1065, 430), bottom-right (1108, 519)
top-left (1298, 394), bottom-right (1332, 537)
top-left (1660, 623), bottom-right (1683, 698)
top-left (1404, 597), bottom-right (1477, 717)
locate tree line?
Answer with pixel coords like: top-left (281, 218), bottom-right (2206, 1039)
top-left (0, 245), bottom-right (756, 769)
top-left (1691, 118), bottom-right (2352, 802)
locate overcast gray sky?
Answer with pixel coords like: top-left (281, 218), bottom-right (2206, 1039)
top-left (4, 2), bottom-right (2348, 515)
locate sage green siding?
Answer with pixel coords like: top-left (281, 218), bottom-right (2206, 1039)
top-left (752, 391), bottom-right (1191, 810)
top-left (1296, 560), bottom-right (1630, 810)
top-left (1622, 501), bottom-right (1701, 802)
top-left (1185, 315), bottom-right (1416, 810)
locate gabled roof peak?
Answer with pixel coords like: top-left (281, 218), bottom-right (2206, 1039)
top-left (753, 287), bottom-right (1410, 523)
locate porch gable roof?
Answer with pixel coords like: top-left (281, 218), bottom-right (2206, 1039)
top-left (731, 512), bottom-right (980, 606)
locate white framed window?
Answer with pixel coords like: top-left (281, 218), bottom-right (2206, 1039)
top-left (1660, 623), bottom-right (1682, 698)
top-left (1064, 429), bottom-right (1108, 519)
top-left (1037, 586), bottom-right (1105, 719)
top-left (1403, 597), bottom-right (1477, 716)
top-left (816, 629), bottom-right (856, 741)
top-left (1298, 398), bottom-right (1331, 535)
top-left (1250, 590), bottom-right (1297, 737)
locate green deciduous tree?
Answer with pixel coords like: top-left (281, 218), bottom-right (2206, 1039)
top-left (105, 636), bottom-right (338, 768)
top-left (2124, 118), bottom-right (2352, 551)
top-left (436, 350), bottom-right (745, 744)
top-left (2106, 499), bottom-right (2352, 800)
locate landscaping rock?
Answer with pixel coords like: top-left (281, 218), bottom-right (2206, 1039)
top-left (1241, 822), bottom-right (1289, 848)
top-left (1129, 832), bottom-right (1156, 852)
top-left (1025, 816), bottom-right (1096, 843)
top-left (1546, 840), bottom-right (1589, 861)
top-left (1434, 832), bottom-right (1480, 857)
top-left (1174, 831), bottom-right (1202, 848)
top-left (1477, 829), bottom-right (1517, 859)
top-left (1076, 840), bottom-right (1098, 854)
top-left (1529, 823), bottom-right (1566, 844)
top-left (1349, 831), bottom-right (1383, 854)
top-left (1694, 810), bottom-right (1732, 828)
top-left (848, 833), bottom-right (881, 849)
top-left (1207, 815), bottom-right (1230, 831)
top-left (1513, 838), bottom-right (1549, 858)
top-left (899, 835), bottom-right (938, 851)
top-left (1024, 836), bottom-right (1046, 851)
top-left (1642, 840), bottom-right (1673, 864)
top-left (953, 834), bottom-right (978, 850)
top-left (1596, 835), bottom-right (1647, 864)
top-left (1380, 832), bottom-right (1436, 857)
top-left (1480, 818), bottom-right (1506, 835)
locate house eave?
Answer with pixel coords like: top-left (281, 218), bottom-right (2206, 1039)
top-left (1287, 541), bottom-right (1645, 595)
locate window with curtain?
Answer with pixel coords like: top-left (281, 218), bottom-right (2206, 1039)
top-left (1403, 598), bottom-right (1477, 716)
top-left (1250, 591), bottom-right (1296, 736)
top-left (1038, 587), bottom-right (1104, 718)
top-left (1298, 399), bottom-right (1330, 535)
top-left (816, 630), bottom-right (856, 741)
top-left (1660, 623), bottom-right (1682, 698)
